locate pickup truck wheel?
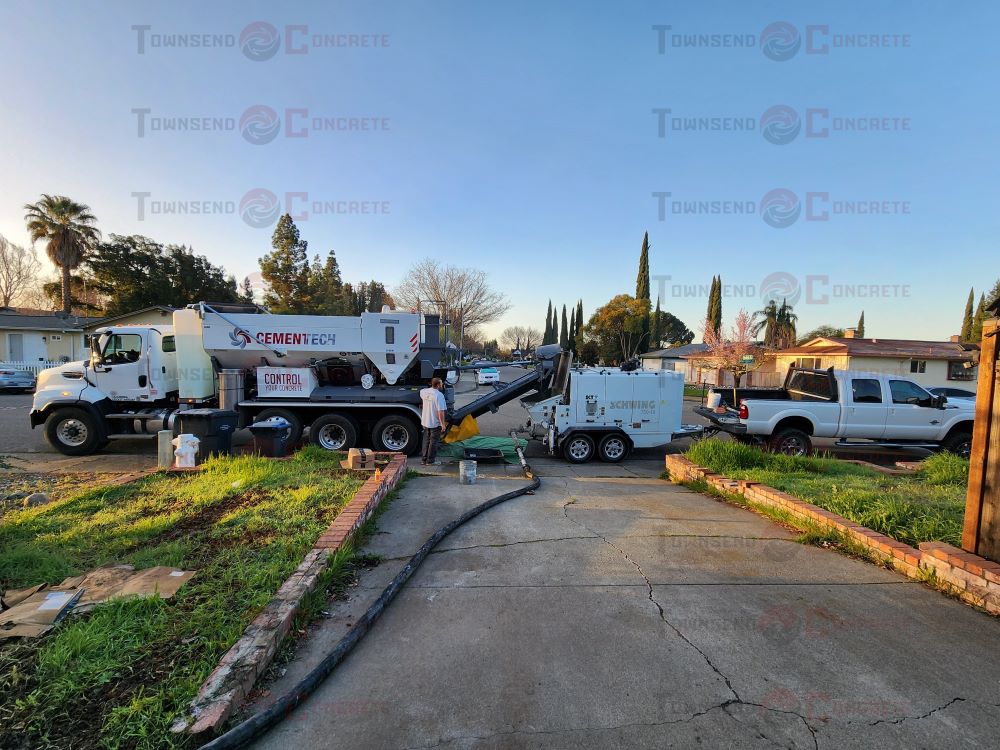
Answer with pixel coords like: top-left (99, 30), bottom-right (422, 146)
top-left (310, 414), bottom-right (358, 452)
top-left (563, 434), bottom-right (595, 463)
top-left (768, 428), bottom-right (812, 456)
top-left (597, 433), bottom-right (629, 463)
top-left (372, 415), bottom-right (420, 455)
top-left (941, 431), bottom-right (972, 458)
top-left (44, 408), bottom-right (102, 456)
top-left (255, 408), bottom-right (303, 446)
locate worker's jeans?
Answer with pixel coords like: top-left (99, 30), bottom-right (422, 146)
top-left (422, 426), bottom-right (441, 463)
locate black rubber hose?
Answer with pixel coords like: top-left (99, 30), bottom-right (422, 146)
top-left (199, 441), bottom-right (538, 749)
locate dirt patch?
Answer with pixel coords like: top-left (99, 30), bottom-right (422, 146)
top-left (158, 490), bottom-right (273, 544)
top-left (0, 471), bottom-right (112, 520)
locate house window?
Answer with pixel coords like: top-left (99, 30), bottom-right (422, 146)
top-left (909, 360), bottom-right (927, 374)
top-left (947, 360), bottom-right (975, 381)
top-left (794, 357), bottom-right (822, 369)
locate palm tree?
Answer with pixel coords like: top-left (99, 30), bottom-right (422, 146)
top-left (24, 195), bottom-right (100, 314)
top-left (753, 299), bottom-right (779, 343)
top-left (774, 299), bottom-right (798, 348)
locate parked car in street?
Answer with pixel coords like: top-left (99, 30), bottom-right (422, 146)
top-left (928, 386), bottom-right (976, 402)
top-left (476, 367), bottom-right (500, 386)
top-left (697, 367), bottom-right (975, 457)
top-left (0, 367), bottom-right (36, 393)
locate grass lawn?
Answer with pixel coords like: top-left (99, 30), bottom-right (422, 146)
top-left (685, 439), bottom-right (968, 548)
top-left (683, 384), bottom-right (708, 399)
top-left (0, 447), bottom-right (365, 749)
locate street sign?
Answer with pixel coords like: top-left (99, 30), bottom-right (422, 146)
top-left (740, 355), bottom-right (755, 364)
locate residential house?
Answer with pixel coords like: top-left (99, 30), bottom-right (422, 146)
top-left (0, 309), bottom-right (98, 367)
top-left (640, 344), bottom-right (709, 374)
top-left (771, 334), bottom-right (978, 389)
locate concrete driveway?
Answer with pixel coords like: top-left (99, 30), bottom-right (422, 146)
top-left (248, 465), bottom-right (1000, 749)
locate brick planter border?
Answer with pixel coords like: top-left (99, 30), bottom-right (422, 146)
top-left (172, 453), bottom-right (409, 737)
top-left (665, 453), bottom-right (1000, 617)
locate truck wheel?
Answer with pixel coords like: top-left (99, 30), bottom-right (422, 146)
top-left (255, 408), bottom-right (302, 446)
top-left (372, 415), bottom-right (420, 455)
top-left (941, 430), bottom-right (972, 458)
top-left (310, 414), bottom-right (358, 452)
top-left (768, 428), bottom-right (812, 456)
top-left (562, 433), bottom-right (595, 463)
top-left (597, 433), bottom-right (629, 463)
top-left (44, 408), bottom-right (102, 456)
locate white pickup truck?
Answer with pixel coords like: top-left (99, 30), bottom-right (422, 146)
top-left (697, 367), bottom-right (976, 457)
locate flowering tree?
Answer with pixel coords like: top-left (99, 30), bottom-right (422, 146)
top-left (690, 309), bottom-right (766, 407)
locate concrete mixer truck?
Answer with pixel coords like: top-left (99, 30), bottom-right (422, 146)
top-left (29, 302), bottom-right (453, 455)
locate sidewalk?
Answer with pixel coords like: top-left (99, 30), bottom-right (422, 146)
top-left (247, 467), bottom-right (1000, 749)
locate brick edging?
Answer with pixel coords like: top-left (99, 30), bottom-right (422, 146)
top-left (172, 453), bottom-right (409, 737)
top-left (665, 453), bottom-right (1000, 616)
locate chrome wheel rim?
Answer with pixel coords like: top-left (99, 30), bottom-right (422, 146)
top-left (603, 438), bottom-right (626, 460)
top-left (568, 438), bottom-right (591, 461)
top-left (56, 418), bottom-right (88, 447)
top-left (317, 424), bottom-right (348, 450)
top-left (381, 425), bottom-right (410, 451)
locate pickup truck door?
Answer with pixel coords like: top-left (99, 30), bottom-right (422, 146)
top-left (887, 379), bottom-right (943, 440)
top-left (841, 377), bottom-right (888, 438)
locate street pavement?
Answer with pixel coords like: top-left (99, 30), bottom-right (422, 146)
top-left (249, 469), bottom-right (1000, 749)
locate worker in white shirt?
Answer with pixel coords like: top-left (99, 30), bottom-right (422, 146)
top-left (419, 377), bottom-right (448, 465)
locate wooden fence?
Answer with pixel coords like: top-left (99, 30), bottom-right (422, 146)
top-left (963, 318), bottom-right (1000, 562)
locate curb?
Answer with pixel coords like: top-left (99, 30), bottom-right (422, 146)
top-left (665, 453), bottom-right (1000, 616)
top-left (172, 453), bottom-right (409, 737)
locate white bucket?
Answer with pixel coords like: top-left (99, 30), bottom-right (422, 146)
top-left (459, 460), bottom-right (477, 485)
top-left (706, 392), bottom-right (722, 409)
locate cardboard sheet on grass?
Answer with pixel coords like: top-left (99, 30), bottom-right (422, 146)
top-left (438, 435), bottom-right (528, 464)
top-left (0, 564), bottom-right (195, 639)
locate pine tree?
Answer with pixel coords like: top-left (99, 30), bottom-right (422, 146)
top-left (972, 293), bottom-right (988, 342)
top-left (259, 213), bottom-right (310, 313)
top-left (559, 304), bottom-right (569, 348)
top-left (961, 288), bottom-right (975, 342)
top-left (651, 297), bottom-right (662, 350)
top-left (856, 310), bottom-right (865, 338)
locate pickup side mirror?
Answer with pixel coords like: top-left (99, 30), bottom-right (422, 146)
top-left (932, 395), bottom-right (947, 409)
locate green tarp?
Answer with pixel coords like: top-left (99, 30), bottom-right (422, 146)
top-left (437, 436), bottom-right (528, 464)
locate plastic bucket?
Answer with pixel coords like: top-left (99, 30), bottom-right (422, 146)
top-left (706, 392), bottom-right (722, 409)
top-left (459, 459), bottom-right (477, 485)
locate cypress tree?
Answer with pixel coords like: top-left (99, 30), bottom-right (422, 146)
top-left (960, 289), bottom-right (975, 342)
top-left (856, 310), bottom-right (865, 338)
top-left (559, 304), bottom-right (569, 348)
top-left (713, 276), bottom-right (723, 334)
top-left (972, 293), bottom-right (987, 342)
top-left (636, 232), bottom-right (651, 351)
top-left (544, 300), bottom-right (554, 344)
top-left (568, 306), bottom-right (577, 354)
top-left (576, 300), bottom-right (584, 336)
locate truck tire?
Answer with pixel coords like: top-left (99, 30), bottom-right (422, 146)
top-left (372, 415), bottom-right (420, 455)
top-left (310, 414), bottom-right (358, 452)
top-left (768, 428), bottom-right (812, 456)
top-left (597, 433), bottom-right (629, 463)
top-left (44, 407), bottom-right (102, 456)
top-left (255, 408), bottom-right (303, 446)
top-left (562, 433), bottom-right (595, 463)
top-left (941, 430), bottom-right (972, 458)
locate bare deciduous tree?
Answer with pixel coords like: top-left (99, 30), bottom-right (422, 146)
top-left (499, 326), bottom-right (542, 354)
top-left (0, 234), bottom-right (41, 307)
top-left (393, 259), bottom-right (511, 338)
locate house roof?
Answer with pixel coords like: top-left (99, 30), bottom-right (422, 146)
top-left (640, 343), bottom-right (710, 359)
top-left (777, 337), bottom-right (976, 361)
top-left (0, 310), bottom-right (99, 332)
top-left (84, 305), bottom-right (177, 330)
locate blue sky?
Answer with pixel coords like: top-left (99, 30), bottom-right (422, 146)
top-left (0, 1), bottom-right (995, 341)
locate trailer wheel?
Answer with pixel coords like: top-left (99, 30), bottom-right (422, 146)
top-left (310, 414), bottom-right (358, 452)
top-left (597, 433), bottom-right (629, 463)
top-left (372, 415), bottom-right (420, 455)
top-left (44, 407), bottom-right (102, 456)
top-left (562, 433), bottom-right (595, 463)
top-left (255, 408), bottom-right (302, 446)
top-left (768, 428), bottom-right (812, 456)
